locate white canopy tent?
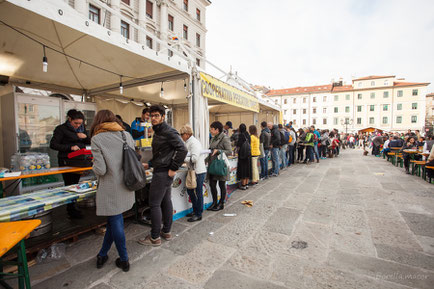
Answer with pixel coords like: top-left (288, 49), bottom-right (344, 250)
top-left (0, 0), bottom-right (191, 105)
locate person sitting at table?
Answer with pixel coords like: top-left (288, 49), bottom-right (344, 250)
top-left (426, 144), bottom-right (434, 179)
top-left (50, 109), bottom-right (90, 219)
top-left (389, 135), bottom-right (404, 148)
top-left (381, 135), bottom-right (393, 157)
top-left (416, 136), bottom-right (425, 148)
top-left (90, 109), bottom-right (135, 272)
top-left (400, 136), bottom-right (419, 174)
top-left (423, 134), bottom-right (434, 155)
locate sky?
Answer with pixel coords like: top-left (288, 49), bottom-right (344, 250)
top-left (205, 0), bottom-right (434, 92)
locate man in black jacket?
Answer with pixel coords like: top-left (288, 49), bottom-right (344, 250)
top-left (259, 121), bottom-right (271, 179)
top-left (138, 105), bottom-right (187, 246)
top-left (268, 122), bottom-right (281, 176)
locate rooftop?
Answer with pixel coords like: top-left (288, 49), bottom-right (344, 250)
top-left (352, 75), bottom-right (396, 81)
top-left (266, 79), bottom-right (430, 96)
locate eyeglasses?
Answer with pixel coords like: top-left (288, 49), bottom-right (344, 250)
top-left (150, 114), bottom-right (161, 118)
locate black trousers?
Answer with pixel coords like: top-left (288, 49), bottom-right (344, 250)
top-left (59, 159), bottom-right (81, 213)
top-left (297, 146), bottom-right (304, 161)
top-left (372, 144), bottom-right (380, 156)
top-left (149, 171), bottom-right (173, 239)
top-left (209, 177), bottom-right (226, 205)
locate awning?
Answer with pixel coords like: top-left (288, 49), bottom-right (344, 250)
top-left (200, 72), bottom-right (259, 113)
top-left (0, 0), bottom-right (190, 104)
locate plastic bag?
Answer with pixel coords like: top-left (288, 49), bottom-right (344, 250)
top-left (36, 243), bottom-right (66, 264)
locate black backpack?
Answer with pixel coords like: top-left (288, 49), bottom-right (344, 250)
top-left (239, 134), bottom-right (251, 159)
top-left (280, 131), bottom-right (288, 146)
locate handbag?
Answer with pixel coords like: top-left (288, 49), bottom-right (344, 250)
top-left (185, 159), bottom-right (197, 189)
top-left (208, 153), bottom-right (228, 176)
top-left (121, 131), bottom-right (147, 191)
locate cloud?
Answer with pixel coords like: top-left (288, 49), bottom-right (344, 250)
top-left (206, 0), bottom-right (434, 91)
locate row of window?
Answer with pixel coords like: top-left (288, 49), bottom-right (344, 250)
top-left (291, 115), bottom-right (418, 126)
top-left (284, 103), bottom-right (418, 115)
top-left (89, 3), bottom-right (202, 47)
top-left (280, 89), bottom-right (418, 105)
top-left (120, 0), bottom-right (201, 21)
top-left (357, 79), bottom-right (390, 88)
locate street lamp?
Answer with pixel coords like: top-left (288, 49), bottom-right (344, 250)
top-left (341, 118), bottom-right (353, 134)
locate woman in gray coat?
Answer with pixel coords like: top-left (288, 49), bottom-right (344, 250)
top-left (206, 121), bottom-right (232, 211)
top-left (90, 110), bottom-right (135, 272)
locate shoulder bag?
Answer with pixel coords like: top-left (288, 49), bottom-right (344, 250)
top-left (121, 131), bottom-right (147, 191)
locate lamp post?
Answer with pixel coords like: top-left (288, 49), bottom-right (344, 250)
top-left (341, 118), bottom-right (353, 134)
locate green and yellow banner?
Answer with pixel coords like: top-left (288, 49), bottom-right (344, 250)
top-left (200, 72), bottom-right (259, 113)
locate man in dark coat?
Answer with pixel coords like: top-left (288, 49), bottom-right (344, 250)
top-left (268, 122), bottom-right (281, 176)
top-left (138, 105), bottom-right (187, 246)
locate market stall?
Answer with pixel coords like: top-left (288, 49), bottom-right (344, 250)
top-left (0, 0), bottom-right (200, 249)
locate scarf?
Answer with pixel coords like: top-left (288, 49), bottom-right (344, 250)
top-left (93, 122), bottom-right (124, 136)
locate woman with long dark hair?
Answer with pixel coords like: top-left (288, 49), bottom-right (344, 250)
top-left (249, 125), bottom-right (260, 185)
top-left (236, 123), bottom-right (251, 190)
top-left (400, 136), bottom-right (418, 174)
top-left (90, 109), bottom-right (134, 272)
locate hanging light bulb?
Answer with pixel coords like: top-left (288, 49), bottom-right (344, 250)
top-left (160, 82), bottom-right (164, 98)
top-left (42, 45), bottom-right (48, 73)
top-left (119, 75), bottom-right (123, 94)
top-left (184, 79), bottom-right (187, 91)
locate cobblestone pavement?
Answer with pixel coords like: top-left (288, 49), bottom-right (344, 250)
top-left (29, 148), bottom-right (434, 289)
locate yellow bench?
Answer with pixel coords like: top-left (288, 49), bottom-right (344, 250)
top-left (0, 220), bottom-right (41, 289)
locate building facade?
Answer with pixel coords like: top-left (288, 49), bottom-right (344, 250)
top-left (426, 92), bottom-right (434, 134)
top-left (66, 0), bottom-right (210, 68)
top-left (267, 75), bottom-right (430, 133)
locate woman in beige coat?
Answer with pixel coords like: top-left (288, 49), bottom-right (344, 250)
top-left (90, 110), bottom-right (135, 272)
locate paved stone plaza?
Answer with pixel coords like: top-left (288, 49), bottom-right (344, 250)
top-left (30, 148), bottom-right (434, 289)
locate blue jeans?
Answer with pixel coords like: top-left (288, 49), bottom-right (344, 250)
top-left (305, 146), bottom-right (314, 162)
top-left (287, 145), bottom-right (294, 166)
top-left (259, 149), bottom-right (269, 178)
top-left (98, 214), bottom-right (128, 261)
top-left (186, 173), bottom-right (205, 217)
top-left (313, 144), bottom-right (319, 161)
top-left (280, 145), bottom-right (287, 169)
top-left (271, 147), bottom-right (280, 175)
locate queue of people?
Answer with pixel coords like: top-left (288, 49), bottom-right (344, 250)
top-left (50, 107), bottom-right (353, 273)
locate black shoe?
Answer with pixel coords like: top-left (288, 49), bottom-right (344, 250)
top-left (96, 255), bottom-right (108, 269)
top-left (211, 203), bottom-right (224, 211)
top-left (186, 212), bottom-right (194, 217)
top-left (187, 215), bottom-right (202, 222)
top-left (207, 203), bottom-right (217, 211)
top-left (115, 258), bottom-right (130, 272)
